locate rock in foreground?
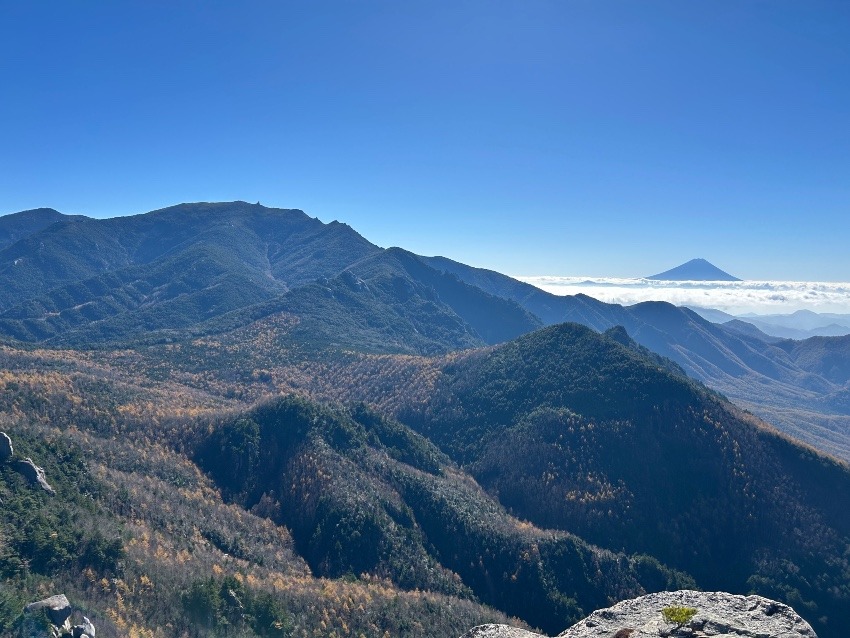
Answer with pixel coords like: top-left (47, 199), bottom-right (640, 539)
top-left (459, 590), bottom-right (817, 638)
top-left (461, 627), bottom-right (546, 638)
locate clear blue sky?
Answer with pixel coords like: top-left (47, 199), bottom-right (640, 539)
top-left (1, 1), bottom-right (848, 280)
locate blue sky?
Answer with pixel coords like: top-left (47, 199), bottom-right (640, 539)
top-left (1, 1), bottom-right (848, 280)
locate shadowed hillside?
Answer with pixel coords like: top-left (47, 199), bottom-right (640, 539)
top-left (195, 395), bottom-right (694, 634)
top-left (398, 323), bottom-right (850, 637)
top-left (0, 208), bottom-right (75, 251)
top-left (0, 205), bottom-right (537, 354)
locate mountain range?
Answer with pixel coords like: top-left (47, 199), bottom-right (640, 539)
top-left (420, 256), bottom-right (850, 462)
top-left (2, 202), bottom-right (849, 459)
top-left (690, 307), bottom-right (850, 340)
top-left (1, 201), bottom-right (849, 638)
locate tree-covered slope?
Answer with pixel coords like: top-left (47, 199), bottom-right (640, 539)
top-left (0, 208), bottom-right (73, 251)
top-left (195, 395), bottom-right (693, 634)
top-left (0, 202), bottom-right (380, 308)
top-left (0, 205), bottom-right (537, 353)
top-left (258, 248), bottom-right (539, 355)
top-left (0, 389), bottom-right (520, 638)
top-left (401, 323), bottom-right (850, 638)
top-left (1, 309), bottom-right (849, 637)
top-left (0, 202), bottom-right (380, 336)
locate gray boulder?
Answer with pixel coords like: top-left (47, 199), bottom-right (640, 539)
top-left (22, 595), bottom-right (96, 638)
top-left (558, 590), bottom-right (816, 637)
top-left (23, 594), bottom-right (73, 629)
top-left (72, 616), bottom-right (96, 638)
top-left (15, 458), bottom-right (55, 495)
top-left (459, 591), bottom-right (817, 638)
top-left (0, 432), bottom-right (13, 461)
top-left (461, 626), bottom-right (546, 638)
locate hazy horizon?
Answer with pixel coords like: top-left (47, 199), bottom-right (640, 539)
top-left (516, 275), bottom-right (850, 316)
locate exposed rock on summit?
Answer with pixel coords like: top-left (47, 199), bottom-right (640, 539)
top-left (459, 591), bottom-right (817, 638)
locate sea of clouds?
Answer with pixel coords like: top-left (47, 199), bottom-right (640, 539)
top-left (514, 277), bottom-right (850, 316)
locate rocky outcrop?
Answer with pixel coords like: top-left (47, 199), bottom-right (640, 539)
top-left (21, 594), bottom-right (95, 638)
top-left (0, 432), bottom-right (56, 495)
top-left (0, 432), bottom-right (13, 461)
top-left (72, 617), bottom-right (96, 638)
top-left (15, 457), bottom-right (56, 495)
top-left (24, 595), bottom-right (72, 627)
top-left (459, 591), bottom-right (817, 638)
top-left (461, 627), bottom-right (549, 638)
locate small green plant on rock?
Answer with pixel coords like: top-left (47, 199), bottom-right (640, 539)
top-left (661, 605), bottom-right (697, 630)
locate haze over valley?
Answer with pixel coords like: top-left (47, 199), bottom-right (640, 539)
top-left (517, 275), bottom-right (850, 321)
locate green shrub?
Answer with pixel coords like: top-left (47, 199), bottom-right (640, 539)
top-left (661, 605), bottom-right (697, 627)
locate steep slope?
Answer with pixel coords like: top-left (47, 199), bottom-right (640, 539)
top-left (0, 243), bottom-right (281, 343)
top-left (0, 205), bottom-right (539, 352)
top-left (0, 364), bottom-right (521, 638)
top-left (343, 249), bottom-right (541, 346)
top-left (776, 334), bottom-right (850, 385)
top-left (0, 201), bottom-right (381, 322)
top-left (400, 323), bottom-right (850, 638)
top-left (721, 319), bottom-right (784, 343)
top-left (164, 248), bottom-right (541, 356)
top-left (196, 395), bottom-right (694, 634)
top-left (421, 256), bottom-right (590, 327)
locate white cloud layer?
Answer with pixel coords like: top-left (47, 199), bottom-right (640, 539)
top-left (514, 277), bottom-right (850, 315)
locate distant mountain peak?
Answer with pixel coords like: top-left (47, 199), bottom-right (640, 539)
top-left (0, 207), bottom-right (72, 252)
top-left (647, 258), bottom-right (740, 281)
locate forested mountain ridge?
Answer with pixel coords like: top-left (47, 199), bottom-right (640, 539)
top-left (0, 202), bottom-right (378, 344)
top-left (0, 204), bottom-right (536, 353)
top-left (0, 207), bottom-right (76, 251)
top-left (194, 395), bottom-right (693, 634)
top-left (0, 417), bottom-right (518, 638)
top-left (399, 323), bottom-right (850, 630)
top-left (0, 202), bottom-right (380, 309)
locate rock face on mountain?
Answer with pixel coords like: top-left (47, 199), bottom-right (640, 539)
top-left (0, 431), bottom-right (55, 494)
top-left (15, 457), bottom-right (56, 494)
top-left (462, 627), bottom-right (545, 638)
top-left (0, 431), bottom-right (12, 461)
top-left (24, 594), bottom-right (73, 627)
top-left (459, 591), bottom-right (817, 638)
top-left (22, 593), bottom-right (96, 638)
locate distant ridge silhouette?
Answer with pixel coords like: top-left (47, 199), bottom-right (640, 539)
top-left (647, 258), bottom-right (740, 281)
